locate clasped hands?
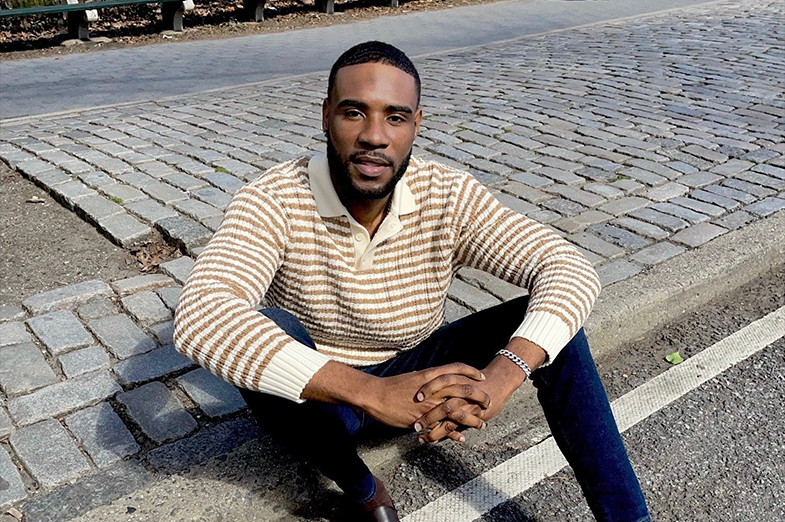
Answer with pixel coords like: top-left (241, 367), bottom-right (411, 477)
top-left (364, 361), bottom-right (521, 445)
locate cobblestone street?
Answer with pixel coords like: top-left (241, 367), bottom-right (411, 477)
top-left (0, 0), bottom-right (784, 520)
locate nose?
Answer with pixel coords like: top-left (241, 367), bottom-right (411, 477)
top-left (357, 114), bottom-right (389, 150)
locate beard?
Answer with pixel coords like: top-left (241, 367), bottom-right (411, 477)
top-left (325, 129), bottom-right (412, 201)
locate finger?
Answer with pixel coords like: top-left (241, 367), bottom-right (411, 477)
top-left (428, 383), bottom-right (491, 410)
top-left (447, 431), bottom-right (466, 443)
top-left (416, 399), bottom-right (487, 432)
top-left (421, 362), bottom-right (485, 387)
top-left (416, 373), bottom-right (488, 403)
top-left (421, 421), bottom-right (460, 443)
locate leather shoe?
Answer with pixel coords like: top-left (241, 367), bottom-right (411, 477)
top-left (365, 505), bottom-right (400, 522)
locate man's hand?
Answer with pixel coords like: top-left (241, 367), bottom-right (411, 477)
top-left (414, 338), bottom-right (547, 443)
top-left (363, 362), bottom-right (492, 430)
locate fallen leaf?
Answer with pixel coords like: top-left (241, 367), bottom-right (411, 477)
top-left (665, 351), bottom-right (684, 365)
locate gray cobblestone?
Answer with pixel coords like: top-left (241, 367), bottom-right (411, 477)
top-left (677, 172), bottom-right (723, 188)
top-left (703, 184), bottom-right (757, 204)
top-left (173, 198), bottom-right (223, 222)
top-left (651, 201), bottom-right (710, 224)
top-left (176, 368), bottom-right (246, 418)
top-left (156, 286), bottom-right (182, 311)
top-left (110, 274), bottom-right (175, 295)
top-left (611, 216), bottom-right (669, 240)
top-left (74, 194), bottom-right (125, 222)
top-left (722, 178), bottom-right (776, 198)
top-left (156, 216), bottom-right (212, 253)
top-left (121, 291), bottom-right (172, 326)
top-left (744, 197), bottom-right (785, 217)
top-left (645, 182), bottom-right (689, 202)
top-left (629, 241), bottom-right (686, 266)
top-left (494, 193), bottom-right (538, 216)
top-left (587, 224), bottom-right (651, 250)
top-left (456, 267), bottom-right (527, 302)
top-left (160, 256), bottom-right (195, 286)
top-left (619, 167), bottom-right (667, 186)
top-left (598, 196), bottom-right (649, 216)
top-left (136, 160), bottom-right (179, 178)
top-left (444, 299), bottom-right (471, 324)
top-left (552, 210), bottom-right (612, 234)
top-left (689, 189), bottom-right (740, 210)
top-left (113, 344), bottom-right (193, 386)
top-left (710, 159), bottom-right (754, 176)
top-left (535, 167), bottom-right (583, 185)
top-left (671, 222), bottom-right (727, 247)
top-left (88, 314), bottom-right (157, 359)
top-left (124, 198), bottom-right (179, 224)
top-left (65, 402), bottom-right (139, 468)
top-left (510, 171), bottom-right (552, 188)
top-left (149, 321), bottom-right (174, 345)
top-left (713, 210), bottom-right (755, 231)
top-left (26, 310), bottom-right (93, 356)
top-left (541, 197), bottom-right (585, 217)
top-left (543, 185), bottom-right (606, 207)
top-left (683, 144), bottom-right (727, 163)
top-left (50, 180), bottom-right (97, 209)
top-left (117, 381), bottom-right (196, 444)
top-left (100, 213), bottom-right (153, 246)
top-left (595, 259), bottom-right (642, 286)
top-left (0, 447), bottom-right (26, 506)
top-left (447, 278), bottom-right (501, 312)
top-left (163, 172), bottom-right (208, 192)
top-left (743, 149), bottom-right (779, 163)
top-left (0, 407), bottom-right (12, 439)
top-left (0, 321), bottom-right (31, 347)
top-left (499, 181), bottom-right (549, 203)
top-left (0, 306), bottom-right (26, 323)
top-left (735, 171), bottom-right (785, 190)
top-left (98, 184), bottom-right (147, 205)
top-left (753, 163), bottom-right (785, 180)
top-left (58, 346), bottom-right (110, 379)
top-left (10, 419), bottom-right (91, 489)
top-left (22, 280), bottom-right (113, 315)
top-left (140, 180), bottom-right (188, 205)
top-left (0, 342), bottom-right (58, 396)
top-left (569, 232), bottom-right (624, 258)
top-left (202, 172), bottom-right (246, 195)
top-left (670, 196), bottom-right (726, 218)
top-left (8, 370), bottom-right (121, 426)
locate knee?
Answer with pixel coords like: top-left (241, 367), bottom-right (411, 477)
top-left (260, 308), bottom-right (316, 349)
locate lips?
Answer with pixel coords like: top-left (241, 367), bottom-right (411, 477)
top-left (351, 155), bottom-right (392, 178)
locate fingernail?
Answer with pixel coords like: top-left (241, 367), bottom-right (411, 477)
top-left (418, 437), bottom-right (426, 445)
top-left (458, 434), bottom-right (465, 442)
top-left (414, 422), bottom-right (423, 432)
top-left (416, 392), bottom-right (424, 402)
top-left (480, 373), bottom-right (486, 380)
top-left (481, 421), bottom-right (487, 430)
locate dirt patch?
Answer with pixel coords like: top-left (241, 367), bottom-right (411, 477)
top-left (0, 0), bottom-right (507, 59)
top-left (0, 161), bottom-right (141, 305)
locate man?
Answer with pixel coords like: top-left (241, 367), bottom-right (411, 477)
top-left (173, 41), bottom-right (651, 522)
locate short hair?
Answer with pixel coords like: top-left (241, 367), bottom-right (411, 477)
top-left (327, 41), bottom-right (421, 104)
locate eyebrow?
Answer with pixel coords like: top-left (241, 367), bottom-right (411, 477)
top-left (336, 99), bottom-right (414, 114)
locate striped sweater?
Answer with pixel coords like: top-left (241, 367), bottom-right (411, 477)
top-left (173, 154), bottom-right (601, 403)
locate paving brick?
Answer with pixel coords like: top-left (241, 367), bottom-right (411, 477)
top-left (541, 197), bottom-right (585, 217)
top-left (625, 159), bottom-right (681, 180)
top-left (510, 171), bottom-right (552, 188)
top-left (444, 299), bottom-right (472, 324)
top-left (149, 321), bottom-right (174, 345)
top-left (569, 232), bottom-right (624, 258)
top-left (160, 256), bottom-right (195, 286)
top-left (0, 342), bottom-right (58, 396)
top-left (447, 279), bottom-right (501, 312)
top-left (0, 321), bottom-right (31, 347)
top-left (117, 382), bottom-right (196, 444)
top-left (689, 189), bottom-right (740, 210)
top-left (88, 314), bottom-right (157, 359)
top-left (156, 286), bottom-right (182, 311)
top-left (703, 184), bottom-right (757, 204)
top-left (156, 216), bottom-right (212, 253)
top-left (543, 185), bottom-right (606, 207)
top-left (735, 171), bottom-right (785, 190)
top-left (609, 179), bottom-right (645, 194)
top-left (598, 196), bottom-right (649, 216)
top-left (670, 196), bottom-right (726, 217)
top-left (121, 291), bottom-right (172, 326)
top-left (713, 210), bottom-right (754, 231)
top-left (22, 280), bottom-right (113, 315)
top-left (0, 447), bottom-right (26, 506)
top-left (494, 193), bottom-right (539, 216)
top-left (140, 180), bottom-right (188, 205)
top-left (499, 181), bottom-right (549, 203)
top-left (456, 267), bottom-right (527, 302)
top-left (552, 210), bottom-right (613, 234)
top-left (677, 172), bottom-right (723, 188)
top-left (722, 178), bottom-right (776, 198)
top-left (10, 419), bottom-right (91, 489)
top-left (611, 216), bottom-right (669, 240)
top-left (124, 198), bottom-right (179, 224)
top-left (744, 197), bottom-right (785, 217)
top-left (619, 167), bottom-right (667, 186)
top-left (645, 182), bottom-right (689, 202)
top-left (753, 163), bottom-right (785, 180)
top-left (173, 198), bottom-right (223, 222)
top-left (163, 172), bottom-right (208, 191)
top-left (629, 241), bottom-right (686, 266)
top-left (76, 298), bottom-right (118, 321)
top-left (58, 346), bottom-right (111, 379)
top-left (743, 149), bottom-right (779, 163)
top-left (26, 310), bottom-right (93, 356)
top-left (628, 208), bottom-right (689, 232)
top-left (74, 195), bottom-right (125, 222)
top-left (7, 370), bottom-right (122, 426)
top-left (136, 160), bottom-right (179, 178)
top-left (77, 170), bottom-right (116, 188)
top-left (683, 145), bottom-right (728, 163)
top-left (587, 224), bottom-right (651, 250)
top-left (710, 159), bottom-right (754, 176)
top-left (651, 202), bottom-right (710, 224)
top-left (111, 274), bottom-right (175, 296)
top-left (671, 222), bottom-right (727, 248)
top-left (50, 180), bottom-right (98, 208)
top-left (65, 402), bottom-right (139, 468)
top-left (192, 187), bottom-right (232, 211)
top-left (113, 344), bottom-right (193, 386)
top-left (176, 368), bottom-right (246, 418)
top-left (596, 259), bottom-right (643, 286)
top-left (583, 182), bottom-right (624, 199)
top-left (0, 406), bottom-right (12, 439)
top-left (0, 306), bottom-right (26, 324)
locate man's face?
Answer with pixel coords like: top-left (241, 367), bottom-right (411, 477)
top-left (323, 62), bottom-right (422, 201)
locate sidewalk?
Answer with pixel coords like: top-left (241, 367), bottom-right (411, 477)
top-left (1, 0), bottom-right (784, 520)
top-left (0, 0), bottom-right (713, 119)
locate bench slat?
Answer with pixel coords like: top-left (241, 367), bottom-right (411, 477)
top-left (0, 0), bottom-right (183, 17)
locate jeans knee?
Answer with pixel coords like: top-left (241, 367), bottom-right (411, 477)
top-left (260, 308), bottom-right (316, 348)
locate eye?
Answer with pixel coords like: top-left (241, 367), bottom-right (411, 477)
top-left (344, 109), bottom-right (363, 119)
top-left (388, 114), bottom-right (407, 124)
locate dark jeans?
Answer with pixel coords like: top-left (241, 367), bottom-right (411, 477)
top-left (238, 296), bottom-right (651, 522)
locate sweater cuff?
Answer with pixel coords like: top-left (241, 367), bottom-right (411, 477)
top-left (256, 340), bottom-right (332, 403)
top-left (509, 310), bottom-right (573, 367)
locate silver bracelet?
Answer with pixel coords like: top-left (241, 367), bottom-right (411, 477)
top-left (496, 349), bottom-right (532, 379)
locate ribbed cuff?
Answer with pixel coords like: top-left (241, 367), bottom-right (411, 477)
top-left (256, 340), bottom-right (332, 403)
top-left (509, 310), bottom-right (572, 367)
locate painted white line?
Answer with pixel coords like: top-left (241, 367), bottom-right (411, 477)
top-left (402, 305), bottom-right (785, 522)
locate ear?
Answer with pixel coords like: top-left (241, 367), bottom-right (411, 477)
top-left (413, 106), bottom-right (423, 136)
top-left (322, 98), bottom-right (330, 134)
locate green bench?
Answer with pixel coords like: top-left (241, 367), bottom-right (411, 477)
top-left (0, 0), bottom-right (194, 40)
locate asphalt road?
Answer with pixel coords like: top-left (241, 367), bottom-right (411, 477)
top-left (0, 0), bottom-right (714, 119)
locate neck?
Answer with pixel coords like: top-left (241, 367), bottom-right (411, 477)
top-left (345, 197), bottom-right (391, 238)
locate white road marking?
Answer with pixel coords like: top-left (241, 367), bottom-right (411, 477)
top-left (402, 305), bottom-right (785, 522)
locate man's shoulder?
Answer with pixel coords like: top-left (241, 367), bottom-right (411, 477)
top-left (407, 156), bottom-right (481, 194)
top-left (243, 156), bottom-right (311, 195)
